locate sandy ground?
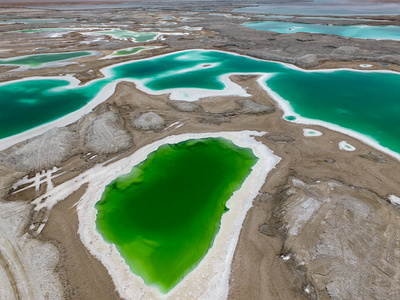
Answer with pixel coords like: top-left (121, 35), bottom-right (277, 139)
top-left (1, 3), bottom-right (400, 300)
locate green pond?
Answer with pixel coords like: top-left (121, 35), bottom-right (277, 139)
top-left (1, 49), bottom-right (400, 155)
top-left (113, 46), bottom-right (147, 56)
top-left (0, 51), bottom-right (93, 68)
top-left (109, 46), bottom-right (160, 57)
top-left (84, 29), bottom-right (159, 42)
top-left (95, 137), bottom-right (258, 292)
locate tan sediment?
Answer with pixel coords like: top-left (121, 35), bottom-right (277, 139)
top-left (3, 73), bottom-right (397, 300)
top-left (1, 6), bottom-right (400, 300)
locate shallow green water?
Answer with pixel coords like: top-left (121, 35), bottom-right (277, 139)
top-left (85, 29), bottom-right (158, 42)
top-left (242, 21), bottom-right (400, 40)
top-left (113, 47), bottom-right (146, 56)
top-left (1, 49), bottom-right (400, 155)
top-left (95, 138), bottom-right (258, 292)
top-left (0, 51), bottom-right (93, 68)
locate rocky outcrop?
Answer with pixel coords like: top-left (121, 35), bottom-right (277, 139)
top-left (133, 112), bottom-right (165, 131)
top-left (239, 99), bottom-right (275, 114)
top-left (169, 101), bottom-right (203, 112)
top-left (7, 128), bottom-right (77, 171)
top-left (83, 111), bottom-right (132, 154)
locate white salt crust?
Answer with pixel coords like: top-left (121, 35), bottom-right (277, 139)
top-left (31, 131), bottom-right (280, 300)
top-left (1, 49), bottom-right (399, 164)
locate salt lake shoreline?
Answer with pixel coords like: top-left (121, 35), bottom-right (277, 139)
top-left (30, 130), bottom-right (280, 299)
top-left (1, 5), bottom-right (400, 299)
top-left (1, 48), bottom-right (399, 163)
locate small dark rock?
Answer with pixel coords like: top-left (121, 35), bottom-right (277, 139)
top-left (259, 223), bottom-right (273, 236)
top-left (359, 151), bottom-right (386, 163)
top-left (265, 134), bottom-right (294, 143)
top-left (324, 158), bottom-right (336, 164)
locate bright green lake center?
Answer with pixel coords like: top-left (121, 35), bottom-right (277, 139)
top-left (95, 137), bottom-right (258, 293)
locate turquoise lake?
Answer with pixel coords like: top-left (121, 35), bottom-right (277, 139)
top-left (1, 50), bottom-right (400, 155)
top-left (243, 21), bottom-right (400, 40)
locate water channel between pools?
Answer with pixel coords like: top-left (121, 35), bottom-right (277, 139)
top-left (95, 137), bottom-right (258, 292)
top-left (1, 49), bottom-right (400, 155)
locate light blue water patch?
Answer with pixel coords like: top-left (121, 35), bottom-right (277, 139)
top-left (234, 2), bottom-right (400, 16)
top-left (297, 16), bottom-right (381, 22)
top-left (242, 21), bottom-right (400, 40)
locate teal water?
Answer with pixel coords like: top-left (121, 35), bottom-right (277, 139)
top-left (234, 2), bottom-right (400, 16)
top-left (243, 21), bottom-right (400, 40)
top-left (0, 51), bottom-right (93, 68)
top-left (1, 49), bottom-right (400, 155)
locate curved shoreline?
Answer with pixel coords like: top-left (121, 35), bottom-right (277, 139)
top-left (1, 48), bottom-right (399, 163)
top-left (31, 130), bottom-right (280, 300)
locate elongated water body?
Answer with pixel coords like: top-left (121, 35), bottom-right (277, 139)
top-left (95, 137), bottom-right (258, 292)
top-left (1, 50), bottom-right (400, 158)
top-left (242, 21), bottom-right (400, 40)
top-left (83, 29), bottom-right (159, 42)
top-left (0, 51), bottom-right (94, 68)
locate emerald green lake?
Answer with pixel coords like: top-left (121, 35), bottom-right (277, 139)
top-left (1, 49), bottom-right (400, 156)
top-left (0, 51), bottom-right (93, 68)
top-left (95, 137), bottom-right (258, 292)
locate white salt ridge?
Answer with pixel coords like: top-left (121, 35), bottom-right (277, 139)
top-left (303, 128), bottom-right (323, 137)
top-left (389, 195), bottom-right (400, 205)
top-left (163, 121), bottom-right (184, 131)
top-left (338, 141), bottom-right (356, 151)
top-left (12, 166), bottom-right (64, 194)
top-left (100, 46), bottom-right (162, 60)
top-left (281, 254), bottom-right (291, 261)
top-left (30, 130), bottom-right (280, 300)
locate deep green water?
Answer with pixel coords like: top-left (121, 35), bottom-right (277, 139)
top-left (242, 21), bottom-right (400, 40)
top-left (1, 49), bottom-right (400, 155)
top-left (95, 138), bottom-right (258, 292)
top-left (0, 51), bottom-right (93, 68)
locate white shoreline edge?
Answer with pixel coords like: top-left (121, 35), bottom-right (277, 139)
top-left (31, 130), bottom-right (280, 300)
top-left (1, 49), bottom-right (399, 162)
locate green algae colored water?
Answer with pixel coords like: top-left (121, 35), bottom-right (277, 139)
top-left (1, 49), bottom-right (400, 155)
top-left (95, 138), bottom-right (258, 292)
top-left (113, 46), bottom-right (147, 56)
top-left (85, 29), bottom-right (158, 42)
top-left (0, 51), bottom-right (93, 68)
